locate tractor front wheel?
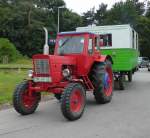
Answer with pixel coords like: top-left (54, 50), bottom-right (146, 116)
top-left (61, 83), bottom-right (86, 121)
top-left (13, 81), bottom-right (41, 115)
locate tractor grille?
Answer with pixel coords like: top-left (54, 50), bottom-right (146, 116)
top-left (34, 59), bottom-right (49, 74)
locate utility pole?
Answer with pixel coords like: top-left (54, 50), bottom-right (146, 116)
top-left (57, 6), bottom-right (65, 33)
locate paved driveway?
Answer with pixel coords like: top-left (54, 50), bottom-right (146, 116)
top-left (0, 69), bottom-right (150, 138)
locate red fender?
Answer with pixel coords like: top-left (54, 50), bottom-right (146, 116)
top-left (94, 55), bottom-right (107, 63)
top-left (94, 55), bottom-right (113, 64)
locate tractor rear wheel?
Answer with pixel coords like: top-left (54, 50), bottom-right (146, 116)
top-left (13, 81), bottom-right (41, 115)
top-left (61, 83), bottom-right (86, 121)
top-left (89, 61), bottom-right (113, 104)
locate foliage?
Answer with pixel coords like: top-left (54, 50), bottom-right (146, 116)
top-left (61, 9), bottom-right (83, 31)
top-left (82, 0), bottom-right (150, 57)
top-left (0, 0), bottom-right (83, 57)
top-left (95, 3), bottom-right (108, 25)
top-left (136, 16), bottom-right (150, 57)
top-left (0, 0), bottom-right (150, 57)
top-left (0, 38), bottom-right (20, 63)
top-left (82, 7), bottom-right (95, 26)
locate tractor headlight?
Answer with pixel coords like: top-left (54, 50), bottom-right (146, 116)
top-left (62, 69), bottom-right (70, 78)
top-left (28, 70), bottom-right (33, 77)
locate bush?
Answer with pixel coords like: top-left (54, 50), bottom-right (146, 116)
top-left (0, 38), bottom-right (21, 63)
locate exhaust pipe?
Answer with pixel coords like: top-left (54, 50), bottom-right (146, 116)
top-left (43, 27), bottom-right (49, 55)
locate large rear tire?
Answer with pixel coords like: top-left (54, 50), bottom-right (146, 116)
top-left (13, 81), bottom-right (41, 115)
top-left (61, 83), bottom-right (86, 121)
top-left (89, 61), bottom-right (113, 104)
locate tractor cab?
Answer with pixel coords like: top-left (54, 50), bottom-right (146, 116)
top-left (54, 32), bottom-right (100, 56)
top-left (53, 32), bottom-right (105, 77)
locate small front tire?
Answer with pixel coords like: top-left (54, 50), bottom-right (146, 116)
top-left (61, 83), bottom-right (86, 121)
top-left (13, 81), bottom-right (41, 115)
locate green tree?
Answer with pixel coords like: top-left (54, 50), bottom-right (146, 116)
top-left (136, 16), bottom-right (150, 57)
top-left (61, 9), bottom-right (83, 32)
top-left (132, 0), bottom-right (145, 15)
top-left (145, 1), bottom-right (150, 17)
top-left (95, 3), bottom-right (108, 25)
top-left (0, 0), bottom-right (83, 57)
top-left (105, 1), bottom-right (139, 26)
top-left (82, 7), bottom-right (95, 26)
top-left (0, 38), bottom-right (20, 63)
top-left (0, 0), bottom-right (64, 56)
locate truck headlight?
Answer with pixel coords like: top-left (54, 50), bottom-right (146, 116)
top-left (28, 70), bottom-right (33, 77)
top-left (62, 69), bottom-right (70, 78)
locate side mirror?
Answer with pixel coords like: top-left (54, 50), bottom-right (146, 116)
top-left (49, 39), bottom-right (56, 46)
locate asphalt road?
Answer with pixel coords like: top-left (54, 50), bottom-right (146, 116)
top-left (0, 69), bottom-right (150, 138)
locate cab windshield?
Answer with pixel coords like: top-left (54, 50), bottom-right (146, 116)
top-left (57, 36), bottom-right (84, 54)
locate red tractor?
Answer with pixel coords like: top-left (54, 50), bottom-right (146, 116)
top-left (13, 28), bottom-right (113, 121)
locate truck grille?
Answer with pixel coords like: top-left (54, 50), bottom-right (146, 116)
top-left (34, 59), bottom-right (49, 74)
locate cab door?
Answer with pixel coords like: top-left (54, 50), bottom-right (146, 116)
top-left (85, 35), bottom-right (96, 73)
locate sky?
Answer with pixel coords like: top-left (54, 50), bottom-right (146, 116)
top-left (63, 0), bottom-right (145, 15)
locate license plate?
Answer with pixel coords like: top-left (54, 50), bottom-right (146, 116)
top-left (33, 77), bottom-right (52, 82)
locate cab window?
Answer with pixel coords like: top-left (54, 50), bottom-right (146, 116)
top-left (88, 38), bottom-right (93, 54)
top-left (100, 34), bottom-right (112, 47)
top-left (95, 37), bottom-right (100, 50)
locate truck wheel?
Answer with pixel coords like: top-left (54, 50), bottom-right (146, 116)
top-left (118, 76), bottom-right (125, 90)
top-left (90, 61), bottom-right (113, 104)
top-left (128, 71), bottom-right (132, 82)
top-left (54, 94), bottom-right (61, 101)
top-left (61, 83), bottom-right (86, 121)
top-left (13, 81), bottom-right (41, 115)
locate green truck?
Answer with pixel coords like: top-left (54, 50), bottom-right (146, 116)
top-left (76, 24), bottom-right (139, 90)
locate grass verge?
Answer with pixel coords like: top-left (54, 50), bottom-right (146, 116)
top-left (0, 59), bottom-right (32, 69)
top-left (0, 70), bottom-right (27, 104)
top-left (0, 59), bottom-right (53, 108)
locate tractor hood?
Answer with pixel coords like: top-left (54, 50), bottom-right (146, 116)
top-left (49, 55), bottom-right (76, 65)
top-left (33, 54), bottom-right (76, 65)
top-left (32, 54), bottom-right (76, 83)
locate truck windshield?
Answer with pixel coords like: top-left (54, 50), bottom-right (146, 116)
top-left (57, 36), bottom-right (84, 54)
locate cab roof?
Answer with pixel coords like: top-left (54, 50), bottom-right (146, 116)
top-left (58, 31), bottom-right (97, 36)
